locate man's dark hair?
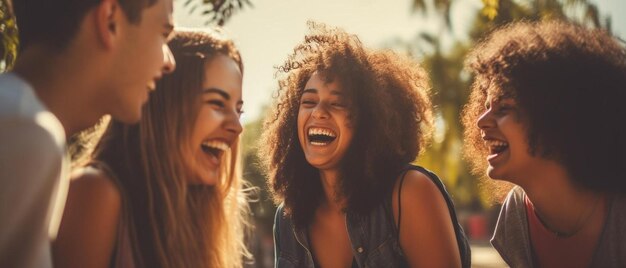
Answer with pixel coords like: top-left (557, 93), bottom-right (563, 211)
top-left (13, 0), bottom-right (157, 51)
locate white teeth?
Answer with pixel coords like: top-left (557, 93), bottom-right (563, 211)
top-left (202, 140), bottom-right (229, 151)
top-left (485, 140), bottom-right (508, 148)
top-left (307, 127), bottom-right (336, 137)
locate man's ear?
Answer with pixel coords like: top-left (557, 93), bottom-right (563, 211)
top-left (94, 0), bottom-right (120, 49)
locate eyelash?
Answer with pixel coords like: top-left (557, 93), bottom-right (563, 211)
top-left (485, 103), bottom-right (512, 115)
top-left (495, 106), bottom-right (510, 114)
top-left (207, 100), bottom-right (225, 108)
top-left (164, 31), bottom-right (173, 41)
top-left (206, 100), bottom-right (244, 116)
top-left (300, 100), bottom-right (346, 109)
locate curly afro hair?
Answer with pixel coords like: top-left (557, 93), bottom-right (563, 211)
top-left (259, 22), bottom-right (434, 226)
top-left (463, 20), bottom-right (626, 194)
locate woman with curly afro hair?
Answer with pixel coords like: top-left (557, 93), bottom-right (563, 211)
top-left (260, 22), bottom-right (470, 268)
top-left (463, 21), bottom-right (626, 267)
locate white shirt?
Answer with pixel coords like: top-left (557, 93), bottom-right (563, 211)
top-left (0, 72), bottom-right (69, 268)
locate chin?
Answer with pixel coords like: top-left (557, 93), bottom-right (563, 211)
top-left (196, 175), bottom-right (218, 186)
top-left (487, 167), bottom-right (514, 183)
top-left (201, 171), bottom-right (220, 185)
top-left (307, 160), bottom-right (339, 171)
top-left (486, 166), bottom-right (500, 180)
top-left (113, 109), bottom-right (142, 124)
top-left (306, 159), bottom-right (323, 169)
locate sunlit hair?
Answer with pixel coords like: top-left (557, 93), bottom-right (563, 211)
top-left (260, 22), bottom-right (433, 227)
top-left (85, 29), bottom-right (250, 267)
top-left (463, 20), bottom-right (626, 195)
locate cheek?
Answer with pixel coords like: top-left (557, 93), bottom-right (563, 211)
top-left (137, 32), bottom-right (161, 66)
top-left (340, 129), bottom-right (354, 148)
top-left (340, 114), bottom-right (354, 140)
top-left (192, 108), bottom-right (221, 139)
top-left (297, 109), bottom-right (307, 141)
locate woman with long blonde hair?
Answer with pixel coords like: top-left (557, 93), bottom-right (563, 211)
top-left (53, 29), bottom-right (250, 268)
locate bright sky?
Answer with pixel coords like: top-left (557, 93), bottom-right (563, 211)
top-left (174, 0), bottom-right (626, 123)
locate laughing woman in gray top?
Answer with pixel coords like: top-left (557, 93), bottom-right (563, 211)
top-left (462, 21), bottom-right (626, 268)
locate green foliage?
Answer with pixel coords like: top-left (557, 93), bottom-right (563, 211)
top-left (182, 0), bottom-right (253, 26)
top-left (241, 107), bottom-right (276, 230)
top-left (0, 0), bottom-right (18, 72)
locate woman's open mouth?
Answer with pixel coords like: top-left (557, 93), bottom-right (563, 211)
top-left (307, 127), bottom-right (337, 146)
top-left (200, 140), bottom-right (229, 165)
top-left (485, 139), bottom-right (509, 161)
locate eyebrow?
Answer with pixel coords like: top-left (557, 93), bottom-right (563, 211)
top-left (204, 88), bottom-right (243, 104)
top-left (302, 88), bottom-right (343, 96)
top-left (164, 22), bottom-right (174, 31)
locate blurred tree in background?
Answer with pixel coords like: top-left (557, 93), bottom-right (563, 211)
top-left (182, 0), bottom-right (253, 26)
top-left (0, 0), bottom-right (17, 72)
top-left (241, 107), bottom-right (275, 231)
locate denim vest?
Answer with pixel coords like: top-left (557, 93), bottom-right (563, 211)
top-left (273, 165), bottom-right (471, 268)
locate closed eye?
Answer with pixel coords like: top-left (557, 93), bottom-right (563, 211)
top-left (163, 23), bottom-right (174, 41)
top-left (494, 105), bottom-right (514, 115)
top-left (206, 100), bottom-right (225, 108)
top-left (301, 100), bottom-right (316, 107)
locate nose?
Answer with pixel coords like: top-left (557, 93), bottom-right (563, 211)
top-left (162, 44), bottom-right (176, 74)
top-left (476, 109), bottom-right (494, 130)
top-left (224, 111), bottom-right (243, 135)
top-left (311, 103), bottom-right (330, 120)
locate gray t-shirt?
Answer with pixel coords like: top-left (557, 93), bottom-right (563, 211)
top-left (491, 186), bottom-right (626, 268)
top-left (0, 73), bottom-right (69, 268)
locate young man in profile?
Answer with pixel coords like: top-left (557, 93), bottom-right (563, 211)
top-left (0, 0), bottom-right (176, 266)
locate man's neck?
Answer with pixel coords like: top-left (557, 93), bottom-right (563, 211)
top-left (13, 45), bottom-right (103, 137)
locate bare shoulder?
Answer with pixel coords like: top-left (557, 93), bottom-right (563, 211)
top-left (54, 166), bottom-right (123, 267)
top-left (391, 169), bottom-right (451, 229)
top-left (392, 169), bottom-right (461, 267)
top-left (69, 166), bottom-right (121, 207)
top-left (392, 169), bottom-right (444, 206)
top-left (64, 166), bottom-right (122, 229)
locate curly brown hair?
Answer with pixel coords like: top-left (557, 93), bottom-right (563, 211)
top-left (462, 20), bottom-right (626, 194)
top-left (260, 22), bottom-right (434, 227)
